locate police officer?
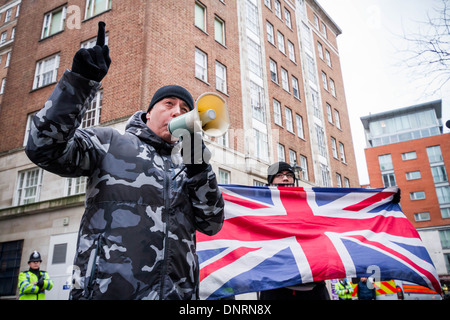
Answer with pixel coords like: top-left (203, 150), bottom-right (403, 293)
top-left (335, 278), bottom-right (354, 300)
top-left (18, 251), bottom-right (53, 300)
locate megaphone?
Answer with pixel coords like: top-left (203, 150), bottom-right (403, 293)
top-left (168, 92), bottom-right (230, 138)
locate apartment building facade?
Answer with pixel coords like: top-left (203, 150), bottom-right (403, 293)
top-left (361, 100), bottom-right (450, 284)
top-left (0, 0), bottom-right (357, 299)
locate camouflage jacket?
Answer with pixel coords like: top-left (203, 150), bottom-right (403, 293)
top-left (25, 70), bottom-right (224, 300)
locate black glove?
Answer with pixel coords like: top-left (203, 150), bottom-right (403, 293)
top-left (72, 21), bottom-right (111, 82)
top-left (37, 275), bottom-right (44, 288)
top-left (182, 132), bottom-right (211, 177)
top-left (392, 188), bottom-right (401, 204)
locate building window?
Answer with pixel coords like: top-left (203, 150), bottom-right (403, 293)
top-left (42, 6), bottom-right (67, 39)
top-left (401, 151), bottom-right (417, 161)
top-left (281, 67), bottom-right (289, 91)
top-left (214, 16), bottom-right (225, 45)
top-left (436, 186), bottom-right (450, 205)
top-left (195, 48), bottom-right (208, 82)
top-left (331, 137), bottom-right (337, 159)
top-left (330, 78), bottom-right (336, 97)
top-left (427, 145), bottom-right (443, 163)
top-left (81, 90), bottom-right (102, 128)
top-left (33, 54), bottom-right (60, 89)
top-left (325, 49), bottom-right (332, 67)
top-left (215, 61), bottom-right (227, 93)
top-left (274, 0), bottom-right (281, 19)
top-left (0, 240), bottom-right (23, 297)
top-left (23, 112), bottom-right (38, 147)
top-left (292, 76), bottom-right (300, 99)
top-left (382, 173), bottom-right (397, 188)
top-left (414, 212), bottom-right (430, 222)
top-left (85, 0), bottom-right (112, 19)
top-left (410, 191), bottom-right (426, 200)
top-left (315, 125), bottom-right (327, 157)
top-left (322, 71), bottom-right (328, 91)
top-left (284, 8), bottom-right (292, 28)
top-left (300, 155), bottom-right (308, 181)
top-left (321, 22), bottom-right (327, 37)
top-left (336, 173), bottom-right (342, 188)
top-left (195, 1), bottom-right (206, 31)
top-left (334, 109), bottom-right (341, 129)
top-left (264, 0), bottom-right (271, 9)
top-left (442, 208), bottom-right (450, 219)
top-left (5, 8), bottom-right (12, 23)
top-left (278, 144), bottom-right (285, 162)
top-left (269, 59), bottom-right (278, 83)
top-left (250, 81), bottom-right (265, 123)
top-left (66, 177), bottom-right (87, 196)
top-left (326, 104), bottom-right (332, 123)
top-left (406, 171), bottom-right (421, 181)
top-left (431, 165), bottom-right (448, 183)
top-left (81, 34), bottom-right (109, 49)
top-left (246, 0), bottom-right (259, 36)
top-left (289, 149), bottom-right (297, 167)
top-left (317, 42), bottom-right (324, 59)
top-left (277, 31), bottom-right (285, 54)
top-left (285, 107), bottom-right (293, 133)
top-left (0, 78), bottom-right (5, 94)
top-left (288, 41), bottom-right (296, 62)
top-left (378, 154), bottom-right (393, 171)
top-left (266, 21), bottom-right (275, 45)
top-left (273, 98), bottom-right (282, 126)
top-left (344, 177), bottom-right (350, 188)
top-left (218, 169), bottom-right (230, 184)
top-left (248, 37), bottom-right (262, 77)
top-left (0, 31), bottom-right (6, 44)
top-left (254, 129), bottom-right (269, 161)
top-left (296, 114), bottom-right (304, 139)
top-left (15, 168), bottom-right (43, 205)
top-left (339, 142), bottom-right (346, 163)
top-left (439, 229), bottom-right (450, 249)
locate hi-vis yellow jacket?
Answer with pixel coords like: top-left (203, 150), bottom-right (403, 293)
top-left (18, 270), bottom-right (53, 300)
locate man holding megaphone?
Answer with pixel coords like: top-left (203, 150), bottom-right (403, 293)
top-left (25, 22), bottom-right (224, 300)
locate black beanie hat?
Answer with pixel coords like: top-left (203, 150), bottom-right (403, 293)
top-left (267, 161), bottom-right (295, 185)
top-left (147, 85), bottom-right (194, 113)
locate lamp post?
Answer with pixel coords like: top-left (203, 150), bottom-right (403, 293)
top-left (292, 161), bottom-right (303, 187)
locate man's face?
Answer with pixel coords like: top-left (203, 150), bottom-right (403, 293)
top-left (28, 261), bottom-right (41, 270)
top-left (146, 97), bottom-right (190, 143)
top-left (272, 170), bottom-right (295, 185)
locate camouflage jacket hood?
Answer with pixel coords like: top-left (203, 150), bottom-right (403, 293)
top-left (25, 70), bottom-right (224, 300)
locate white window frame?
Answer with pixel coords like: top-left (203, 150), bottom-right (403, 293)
top-left (284, 8), bottom-right (292, 28)
top-left (273, 98), bottom-right (282, 126)
top-left (277, 31), bottom-right (285, 54)
top-left (406, 171), bottom-right (421, 181)
top-left (66, 176), bottom-right (87, 196)
top-left (266, 21), bottom-right (275, 45)
top-left (85, 0), bottom-right (112, 19)
top-left (281, 67), bottom-right (289, 91)
top-left (292, 76), bottom-right (300, 99)
top-left (254, 129), bottom-right (269, 162)
top-left (414, 212), bottom-right (430, 222)
top-left (296, 114), bottom-right (304, 139)
top-left (339, 142), bottom-right (346, 163)
top-left (278, 144), bottom-right (285, 162)
top-left (14, 168), bottom-right (43, 206)
top-left (81, 90), bottom-right (103, 128)
top-left (195, 48), bottom-right (208, 82)
top-left (33, 54), bottom-right (60, 90)
top-left (300, 155), bottom-right (308, 181)
top-left (214, 16), bottom-right (225, 45)
top-left (215, 61), bottom-right (227, 94)
top-left (218, 169), bottom-right (230, 184)
top-left (269, 59), bottom-right (278, 83)
top-left (288, 40), bottom-right (296, 62)
top-left (41, 6), bottom-right (67, 39)
top-left (285, 107), bottom-right (293, 133)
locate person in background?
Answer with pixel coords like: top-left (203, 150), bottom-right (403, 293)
top-left (335, 278), bottom-right (354, 300)
top-left (18, 251), bottom-right (53, 300)
top-left (259, 162), bottom-right (330, 300)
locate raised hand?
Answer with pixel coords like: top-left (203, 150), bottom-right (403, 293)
top-left (71, 21), bottom-right (111, 82)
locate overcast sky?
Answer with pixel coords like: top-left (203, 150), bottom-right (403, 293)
top-left (316, 0), bottom-right (450, 185)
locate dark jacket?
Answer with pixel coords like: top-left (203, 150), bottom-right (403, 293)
top-left (357, 280), bottom-right (376, 300)
top-left (25, 70), bottom-right (225, 300)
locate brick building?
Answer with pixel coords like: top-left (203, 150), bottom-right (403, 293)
top-left (0, 0), bottom-right (357, 299)
top-left (361, 100), bottom-right (450, 284)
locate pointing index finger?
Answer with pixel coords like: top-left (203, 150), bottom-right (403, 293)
top-left (96, 21), bottom-right (106, 47)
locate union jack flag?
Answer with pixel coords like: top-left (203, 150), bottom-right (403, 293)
top-left (197, 185), bottom-right (441, 300)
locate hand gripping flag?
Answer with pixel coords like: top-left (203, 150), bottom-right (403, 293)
top-left (197, 185), bottom-right (441, 300)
